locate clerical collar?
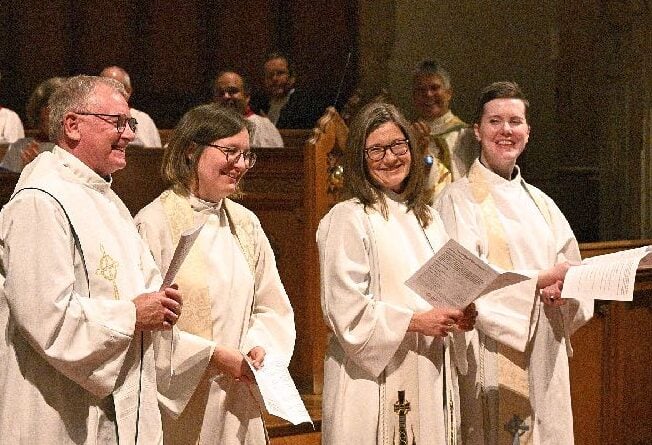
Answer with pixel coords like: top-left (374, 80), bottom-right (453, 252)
top-left (477, 157), bottom-right (521, 183)
top-left (188, 193), bottom-right (224, 214)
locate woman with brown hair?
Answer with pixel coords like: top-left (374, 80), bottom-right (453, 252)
top-left (135, 103), bottom-right (295, 444)
top-left (317, 101), bottom-right (475, 444)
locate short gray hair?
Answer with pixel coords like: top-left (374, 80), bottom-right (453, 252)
top-left (48, 75), bottom-right (127, 142)
top-left (413, 59), bottom-right (452, 90)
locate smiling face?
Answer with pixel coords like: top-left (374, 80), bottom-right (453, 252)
top-left (364, 121), bottom-right (412, 193)
top-left (214, 72), bottom-right (248, 114)
top-left (66, 83), bottom-right (135, 176)
top-left (264, 57), bottom-right (293, 98)
top-left (475, 98), bottom-right (530, 179)
top-left (193, 127), bottom-right (251, 202)
top-left (412, 73), bottom-right (452, 120)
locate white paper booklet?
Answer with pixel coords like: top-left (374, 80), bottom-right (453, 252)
top-left (160, 222), bottom-right (205, 289)
top-left (249, 353), bottom-right (313, 426)
top-left (561, 245), bottom-right (652, 302)
top-left (405, 239), bottom-right (529, 309)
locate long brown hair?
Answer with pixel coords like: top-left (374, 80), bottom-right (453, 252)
top-left (343, 102), bottom-right (432, 227)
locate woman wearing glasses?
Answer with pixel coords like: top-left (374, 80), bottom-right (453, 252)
top-left (317, 102), bottom-right (475, 444)
top-left (436, 82), bottom-right (591, 445)
top-left (135, 104), bottom-right (295, 444)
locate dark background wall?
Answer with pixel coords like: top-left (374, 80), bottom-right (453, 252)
top-left (0, 0), bottom-right (358, 128)
top-left (1, 1), bottom-right (650, 242)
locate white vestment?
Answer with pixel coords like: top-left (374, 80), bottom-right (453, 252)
top-left (0, 146), bottom-right (164, 444)
top-left (435, 159), bottom-right (593, 445)
top-left (136, 190), bottom-right (295, 445)
top-left (247, 114), bottom-right (284, 147)
top-left (318, 196), bottom-right (464, 445)
top-left (0, 107), bottom-right (25, 143)
top-left (130, 108), bottom-right (161, 147)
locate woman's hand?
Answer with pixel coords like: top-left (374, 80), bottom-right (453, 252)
top-left (537, 261), bottom-right (573, 289)
top-left (408, 307), bottom-right (463, 337)
top-left (456, 303), bottom-right (478, 331)
top-left (540, 280), bottom-right (566, 307)
top-left (247, 346), bottom-right (266, 370)
top-left (211, 346), bottom-right (254, 384)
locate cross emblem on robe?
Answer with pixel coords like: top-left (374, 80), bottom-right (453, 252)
top-left (505, 414), bottom-right (529, 445)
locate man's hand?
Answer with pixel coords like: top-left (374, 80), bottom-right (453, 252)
top-left (412, 120), bottom-right (431, 151)
top-left (408, 307), bottom-right (463, 337)
top-left (247, 346), bottom-right (266, 370)
top-left (133, 285), bottom-right (182, 331)
top-left (20, 141), bottom-right (41, 168)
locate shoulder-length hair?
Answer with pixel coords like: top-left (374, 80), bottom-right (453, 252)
top-left (343, 101), bottom-right (432, 227)
top-left (161, 103), bottom-right (252, 196)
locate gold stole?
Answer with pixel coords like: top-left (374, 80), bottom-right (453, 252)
top-left (468, 162), bottom-right (551, 445)
top-left (160, 190), bottom-right (257, 340)
top-left (432, 118), bottom-right (468, 179)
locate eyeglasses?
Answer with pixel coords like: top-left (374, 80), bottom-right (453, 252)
top-left (205, 143), bottom-right (257, 169)
top-left (364, 139), bottom-right (410, 161)
top-left (75, 112), bottom-right (138, 133)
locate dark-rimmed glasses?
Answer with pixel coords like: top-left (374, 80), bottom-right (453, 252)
top-left (75, 112), bottom-right (138, 133)
top-left (205, 143), bottom-right (257, 169)
top-left (365, 138), bottom-right (410, 161)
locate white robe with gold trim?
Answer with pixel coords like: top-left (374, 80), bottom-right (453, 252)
top-left (436, 159), bottom-right (593, 445)
top-left (136, 191), bottom-right (295, 445)
top-left (0, 147), bottom-right (165, 444)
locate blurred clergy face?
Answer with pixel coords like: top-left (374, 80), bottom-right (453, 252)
top-left (214, 72), bottom-right (247, 115)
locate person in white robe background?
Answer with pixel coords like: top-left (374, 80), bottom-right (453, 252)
top-left (135, 103), bottom-right (295, 444)
top-left (411, 59), bottom-right (479, 201)
top-left (436, 81), bottom-right (593, 445)
top-left (213, 70), bottom-right (284, 147)
top-left (317, 102), bottom-right (476, 445)
top-left (0, 75), bottom-right (249, 444)
top-left (0, 72), bottom-right (25, 143)
top-left (100, 65), bottom-right (162, 147)
top-left (0, 76), bottom-right (66, 173)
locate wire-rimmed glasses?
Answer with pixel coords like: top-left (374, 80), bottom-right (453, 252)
top-left (205, 143), bottom-right (257, 169)
top-left (75, 112), bottom-right (138, 133)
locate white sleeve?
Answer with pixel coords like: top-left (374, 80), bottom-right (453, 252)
top-left (317, 204), bottom-right (413, 377)
top-left (1, 190), bottom-right (137, 398)
top-left (242, 220), bottom-right (295, 365)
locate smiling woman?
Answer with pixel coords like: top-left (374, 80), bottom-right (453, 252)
top-left (435, 82), bottom-right (593, 445)
top-left (317, 102), bottom-right (476, 444)
top-left (134, 103), bottom-right (296, 445)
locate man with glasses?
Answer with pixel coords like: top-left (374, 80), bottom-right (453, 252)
top-left (213, 70), bottom-right (284, 147)
top-left (0, 76), bottom-right (249, 444)
top-left (100, 65), bottom-right (162, 147)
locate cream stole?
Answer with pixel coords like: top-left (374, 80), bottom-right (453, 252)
top-left (368, 201), bottom-right (457, 445)
top-left (467, 162), bottom-right (552, 445)
top-left (159, 190), bottom-right (257, 340)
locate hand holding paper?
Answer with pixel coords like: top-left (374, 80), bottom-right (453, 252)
top-left (248, 352), bottom-right (313, 426)
top-left (561, 246), bottom-right (652, 302)
top-left (405, 239), bottom-right (529, 309)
